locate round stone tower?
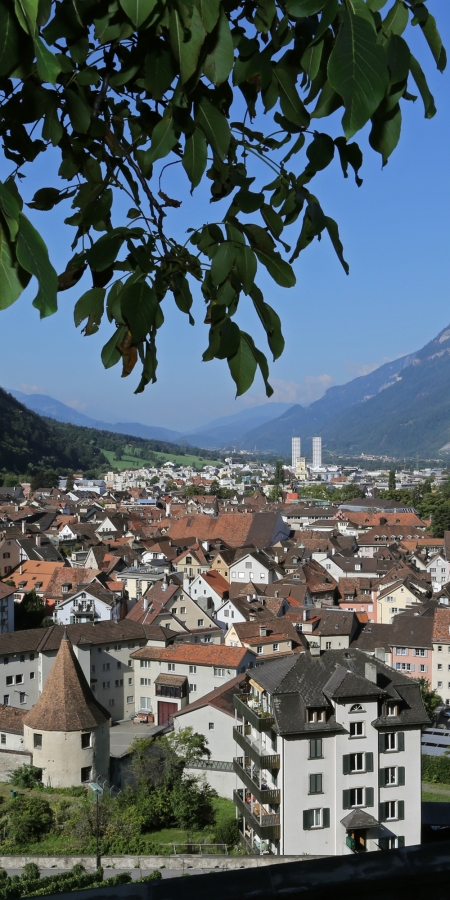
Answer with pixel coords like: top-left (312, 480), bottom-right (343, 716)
top-left (23, 632), bottom-right (110, 787)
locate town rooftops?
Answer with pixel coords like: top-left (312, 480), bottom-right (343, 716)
top-left (23, 634), bottom-right (110, 732)
top-left (0, 704), bottom-right (28, 734)
top-left (173, 673), bottom-right (246, 719)
top-left (131, 643), bottom-right (252, 668)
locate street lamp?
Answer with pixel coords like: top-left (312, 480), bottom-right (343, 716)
top-left (89, 782), bottom-right (103, 869)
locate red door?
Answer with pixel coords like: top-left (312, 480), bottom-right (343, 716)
top-left (157, 701), bottom-right (178, 726)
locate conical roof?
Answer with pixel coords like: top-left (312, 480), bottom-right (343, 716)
top-left (24, 633), bottom-right (110, 732)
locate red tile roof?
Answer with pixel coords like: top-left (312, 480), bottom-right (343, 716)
top-left (131, 643), bottom-right (252, 667)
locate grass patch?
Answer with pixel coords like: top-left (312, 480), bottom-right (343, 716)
top-left (422, 790), bottom-right (450, 803)
top-left (100, 448), bottom-right (221, 471)
top-left (212, 796), bottom-right (236, 826)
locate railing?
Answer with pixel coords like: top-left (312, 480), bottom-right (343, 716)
top-left (233, 791), bottom-right (280, 841)
top-left (233, 758), bottom-right (280, 804)
top-left (233, 726), bottom-right (280, 769)
top-left (189, 759), bottom-right (234, 772)
top-left (234, 693), bottom-right (275, 732)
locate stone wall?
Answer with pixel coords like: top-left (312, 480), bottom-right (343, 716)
top-left (0, 749), bottom-right (32, 782)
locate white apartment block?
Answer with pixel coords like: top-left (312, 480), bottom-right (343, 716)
top-left (292, 437), bottom-right (301, 469)
top-left (312, 437), bottom-right (322, 469)
top-left (233, 649), bottom-right (427, 855)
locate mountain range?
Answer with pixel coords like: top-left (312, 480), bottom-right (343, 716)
top-left (7, 323), bottom-right (450, 459)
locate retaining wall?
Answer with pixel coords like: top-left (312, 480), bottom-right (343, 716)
top-left (0, 855), bottom-right (317, 871)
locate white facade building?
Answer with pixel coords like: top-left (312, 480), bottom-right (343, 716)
top-left (312, 437), bottom-right (322, 469)
top-left (292, 438), bottom-right (301, 469)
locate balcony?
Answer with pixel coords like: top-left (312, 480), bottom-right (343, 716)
top-left (233, 693), bottom-right (275, 732)
top-left (233, 758), bottom-right (280, 805)
top-left (233, 790), bottom-right (280, 841)
top-left (233, 726), bottom-right (280, 769)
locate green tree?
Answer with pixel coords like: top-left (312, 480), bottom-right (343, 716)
top-left (414, 677), bottom-right (442, 721)
top-left (0, 2), bottom-right (444, 396)
top-left (30, 470), bottom-right (59, 491)
top-left (65, 472), bottom-right (74, 492)
top-left (7, 795), bottom-right (54, 844)
top-left (388, 469), bottom-right (396, 491)
top-left (14, 590), bottom-right (47, 631)
top-left (114, 448), bottom-right (124, 462)
top-left (149, 476), bottom-right (159, 485)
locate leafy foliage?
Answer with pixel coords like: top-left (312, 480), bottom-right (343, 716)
top-left (9, 765), bottom-right (43, 789)
top-left (6, 794), bottom-right (53, 844)
top-left (413, 677), bottom-right (440, 720)
top-left (422, 753), bottom-right (450, 786)
top-left (0, 0), bottom-right (444, 395)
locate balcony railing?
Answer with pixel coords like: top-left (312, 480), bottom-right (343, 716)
top-left (233, 726), bottom-right (280, 769)
top-left (233, 693), bottom-right (275, 732)
top-left (233, 791), bottom-right (280, 841)
top-left (233, 758), bottom-right (280, 805)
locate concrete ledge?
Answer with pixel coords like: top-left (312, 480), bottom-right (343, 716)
top-left (0, 855), bottom-right (315, 872)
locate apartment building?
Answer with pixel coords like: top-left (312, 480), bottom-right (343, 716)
top-left (233, 649), bottom-right (427, 855)
top-left (431, 607), bottom-right (450, 701)
top-left (130, 643), bottom-right (256, 725)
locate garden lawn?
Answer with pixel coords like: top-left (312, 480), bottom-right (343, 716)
top-left (422, 790), bottom-right (450, 803)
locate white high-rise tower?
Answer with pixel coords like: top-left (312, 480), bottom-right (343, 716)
top-left (291, 437), bottom-right (301, 469)
top-left (312, 436), bottom-right (322, 468)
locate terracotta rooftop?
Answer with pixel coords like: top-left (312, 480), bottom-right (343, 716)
top-left (0, 704), bottom-right (27, 734)
top-left (432, 607), bottom-right (450, 643)
top-left (23, 634), bottom-right (110, 732)
top-left (131, 643), bottom-right (252, 667)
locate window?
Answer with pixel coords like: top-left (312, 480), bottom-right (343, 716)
top-left (197, 619), bottom-right (204, 627)
top-left (438, 680), bottom-right (443, 688)
top-left (273, 643), bottom-right (279, 652)
top-left (350, 721), bottom-right (364, 738)
top-left (3, 696), bottom-right (8, 706)
top-left (172, 609), bottom-right (177, 616)
top-left (140, 660), bottom-right (150, 668)
top-left (127, 696), bottom-right (134, 703)
top-left (309, 774), bottom-right (323, 794)
top-left (15, 674), bottom-right (23, 685)
top-left (117, 662), bottom-right (122, 669)
top-left (102, 663), bottom-right (110, 671)
top-left (384, 800), bottom-right (401, 821)
top-left (257, 645), bottom-right (263, 654)
top-left (189, 683), bottom-right (197, 692)
top-left (189, 665), bottom-right (197, 674)
top-left (140, 677), bottom-right (151, 686)
top-left (303, 808), bottom-right (330, 830)
top-left (0, 734), bottom-right (5, 745)
top-left (349, 753), bottom-right (364, 772)
top-left (102, 681), bottom-right (110, 689)
top-left (3, 658), bottom-right (8, 665)
top-left (349, 788), bottom-right (364, 807)
top-left (81, 732), bottom-right (91, 749)
top-left (115, 679), bottom-right (123, 687)
top-left (413, 648), bottom-right (427, 657)
top-left (34, 733), bottom-right (42, 749)
top-left (309, 738), bottom-right (323, 759)
top-left (168, 663), bottom-right (175, 672)
top-left (108, 699), bottom-right (115, 707)
top-left (245, 561), bottom-right (252, 569)
top-left (438, 645), bottom-right (443, 652)
top-left (214, 667), bottom-right (225, 677)
top-left (19, 693), bottom-right (25, 704)
top-left (209, 722), bottom-right (215, 731)
top-left (81, 766), bottom-right (92, 783)
top-left (382, 732), bottom-right (405, 752)
top-left (5, 676), bottom-right (12, 686)
top-left (438, 664), bottom-right (443, 670)
top-left (325, 641), bottom-right (331, 650)
top-left (349, 704), bottom-right (364, 713)
top-left (128, 677), bottom-right (133, 685)
top-left (20, 655), bottom-right (24, 663)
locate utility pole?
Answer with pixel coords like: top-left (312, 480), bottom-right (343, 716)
top-left (89, 782), bottom-right (104, 869)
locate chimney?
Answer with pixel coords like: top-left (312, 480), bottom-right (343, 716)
top-left (166, 502), bottom-right (171, 518)
top-left (274, 554), bottom-right (279, 564)
top-left (247, 594), bottom-right (252, 603)
top-left (143, 597), bottom-right (148, 611)
top-left (365, 661), bottom-right (377, 684)
top-left (35, 535), bottom-right (41, 547)
top-left (19, 564), bottom-right (22, 575)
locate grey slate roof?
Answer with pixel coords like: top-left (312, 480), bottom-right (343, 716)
top-left (341, 809), bottom-right (379, 829)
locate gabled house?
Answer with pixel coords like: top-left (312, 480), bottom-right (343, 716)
top-left (229, 550), bottom-right (283, 587)
top-left (54, 584), bottom-right (125, 625)
top-left (224, 618), bottom-right (302, 659)
top-left (189, 570), bottom-right (229, 613)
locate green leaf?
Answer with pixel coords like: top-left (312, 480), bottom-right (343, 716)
top-left (119, 0), bottom-right (157, 28)
top-left (261, 204), bottom-right (284, 240)
top-left (233, 190), bottom-right (264, 213)
top-left (35, 35), bottom-right (61, 84)
top-left (16, 213), bottom-right (58, 317)
top-left (419, 10), bottom-right (446, 73)
top-left (144, 46), bottom-right (175, 100)
top-left (409, 54), bottom-right (436, 118)
top-left (235, 245), bottom-right (257, 293)
top-left (135, 341), bottom-right (158, 392)
top-left (27, 187), bottom-right (67, 211)
top-left (387, 33), bottom-right (410, 84)
top-left (182, 129), bottom-right (207, 190)
top-left (120, 279), bottom-right (157, 341)
top-left (193, 0), bottom-right (220, 33)
top-left (306, 132), bottom-right (335, 171)
top-left (301, 40), bottom-right (324, 81)
top-left (328, 9), bottom-right (389, 138)
top-left (254, 248), bottom-right (296, 288)
top-left (228, 334), bottom-right (257, 396)
top-left (0, 3), bottom-right (20, 76)
top-left (173, 275), bottom-right (194, 323)
top-left (282, 133), bottom-right (305, 165)
top-left (252, 342), bottom-right (273, 397)
top-left (101, 325), bottom-right (127, 369)
top-left (382, 0), bottom-right (409, 37)
top-left (74, 287), bottom-right (105, 335)
top-left (203, 8), bottom-right (234, 85)
top-left (251, 288), bottom-right (285, 360)
top-left (144, 114), bottom-right (179, 166)
top-left (87, 232), bottom-right (125, 272)
top-left (325, 216), bottom-right (349, 273)
top-left (42, 92), bottom-right (63, 146)
top-left (179, 6), bottom-right (206, 84)
top-left (369, 103), bottom-right (402, 164)
top-left (0, 219), bottom-right (30, 310)
top-left (0, 182), bottom-right (20, 240)
top-left (210, 242), bottom-right (236, 286)
top-left (334, 137), bottom-right (363, 186)
top-left (107, 281), bottom-right (125, 324)
top-left (16, 0), bottom-right (38, 34)
top-left (274, 66), bottom-right (310, 128)
top-left (64, 88), bottom-right (91, 134)
top-left (286, 0), bottom-right (326, 14)
top-left (195, 96), bottom-right (231, 161)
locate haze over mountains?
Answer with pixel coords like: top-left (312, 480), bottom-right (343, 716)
top-left (8, 324), bottom-right (450, 459)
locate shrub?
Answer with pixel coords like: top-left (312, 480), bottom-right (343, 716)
top-left (422, 754), bottom-right (450, 784)
top-left (214, 818), bottom-right (240, 847)
top-left (21, 864), bottom-right (40, 882)
top-left (9, 766), bottom-right (42, 789)
top-left (7, 795), bottom-right (54, 845)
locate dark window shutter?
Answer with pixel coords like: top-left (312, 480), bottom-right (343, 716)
top-left (303, 809), bottom-right (311, 830)
top-left (343, 754), bottom-right (350, 775)
top-left (379, 733), bottom-right (385, 753)
top-left (343, 789), bottom-right (350, 810)
top-left (317, 738), bottom-right (323, 758)
top-left (365, 752), bottom-right (373, 773)
top-left (397, 836), bottom-right (405, 848)
top-left (322, 808), bottom-right (330, 828)
top-left (398, 766), bottom-right (405, 786)
top-left (366, 786), bottom-right (374, 807)
top-left (379, 837), bottom-right (389, 851)
top-left (317, 773), bottom-right (323, 793)
top-left (397, 732), bottom-right (404, 751)
top-left (379, 767), bottom-right (386, 788)
top-left (379, 802), bottom-right (386, 822)
top-left (398, 800), bottom-right (404, 820)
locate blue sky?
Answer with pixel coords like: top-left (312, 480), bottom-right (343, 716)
top-left (0, 2), bottom-right (449, 432)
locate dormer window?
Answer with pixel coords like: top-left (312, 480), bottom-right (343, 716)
top-left (349, 703), bottom-right (364, 713)
top-left (387, 703), bottom-right (398, 717)
top-left (307, 708), bottom-right (326, 724)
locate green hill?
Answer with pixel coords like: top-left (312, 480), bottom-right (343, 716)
top-left (0, 388), bottom-right (217, 476)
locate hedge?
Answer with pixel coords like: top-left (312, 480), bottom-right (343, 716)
top-left (422, 754), bottom-right (450, 784)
